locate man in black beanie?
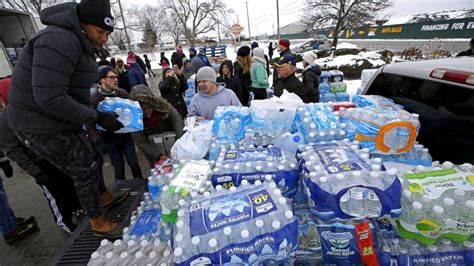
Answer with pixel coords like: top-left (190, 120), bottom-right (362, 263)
top-left (7, 0), bottom-right (127, 239)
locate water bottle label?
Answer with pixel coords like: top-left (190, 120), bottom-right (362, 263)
top-left (188, 189), bottom-right (276, 236)
top-left (318, 222), bottom-right (378, 265)
top-left (443, 218), bottom-right (474, 236)
top-left (223, 147), bottom-right (284, 162)
top-left (405, 251), bottom-right (468, 265)
top-left (309, 144), bottom-right (372, 175)
top-left (171, 162), bottom-right (210, 191)
top-left (96, 97), bottom-right (144, 133)
top-left (131, 208), bottom-right (161, 237)
top-left (403, 168), bottom-right (474, 200)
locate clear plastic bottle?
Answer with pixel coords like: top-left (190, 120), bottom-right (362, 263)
top-left (87, 252), bottom-right (104, 266)
top-left (439, 238), bottom-right (455, 252)
top-left (367, 189), bottom-right (382, 218)
top-left (401, 201), bottom-right (423, 225)
top-left (349, 187), bottom-right (367, 218)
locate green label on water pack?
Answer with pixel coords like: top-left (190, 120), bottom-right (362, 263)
top-left (403, 168), bottom-right (474, 199)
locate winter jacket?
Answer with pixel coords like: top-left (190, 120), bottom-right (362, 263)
top-left (272, 48), bottom-right (293, 86)
top-left (188, 84), bottom-right (242, 120)
top-left (159, 75), bottom-right (188, 118)
top-left (217, 60), bottom-right (244, 104)
top-left (233, 61), bottom-right (251, 106)
top-left (171, 51), bottom-right (186, 69)
top-left (129, 90), bottom-right (184, 162)
top-left (116, 64), bottom-right (131, 93)
top-left (250, 56), bottom-right (269, 89)
top-left (128, 63), bottom-right (148, 88)
top-left (7, 2), bottom-right (99, 134)
top-left (274, 73), bottom-right (309, 103)
top-left (180, 66), bottom-right (195, 81)
top-left (191, 54), bottom-right (211, 73)
top-left (456, 49), bottom-right (473, 57)
top-left (144, 57), bottom-right (152, 69)
top-left (302, 64), bottom-right (322, 103)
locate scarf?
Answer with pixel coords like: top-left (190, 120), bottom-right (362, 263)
top-left (144, 111), bottom-right (162, 129)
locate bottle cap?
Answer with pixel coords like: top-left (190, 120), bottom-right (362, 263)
top-left (229, 186), bottom-right (237, 192)
top-left (135, 251), bottom-right (143, 258)
top-left (272, 220), bottom-right (281, 229)
top-left (442, 238), bottom-right (451, 245)
top-left (191, 236), bottom-right (200, 245)
top-left (127, 239), bottom-right (135, 246)
top-left (141, 239), bottom-right (148, 246)
top-left (427, 245), bottom-right (437, 252)
top-left (454, 189), bottom-right (466, 197)
top-left (175, 233), bottom-right (184, 242)
top-left (223, 226), bottom-right (232, 236)
top-left (382, 245), bottom-right (391, 253)
top-left (149, 251), bottom-right (157, 259)
top-left (370, 172), bottom-right (379, 178)
top-left (273, 189), bottom-right (282, 196)
top-left (387, 168), bottom-right (398, 175)
top-left (279, 197), bottom-right (287, 205)
top-left (177, 209), bottom-right (185, 217)
top-left (91, 252), bottom-right (100, 259)
top-left (163, 249), bottom-right (171, 257)
top-left (442, 197), bottom-right (455, 206)
top-left (412, 201), bottom-right (422, 210)
top-left (100, 239), bottom-right (109, 246)
top-left (105, 251), bottom-right (114, 259)
top-left (353, 171), bottom-right (361, 177)
top-left (241, 230), bottom-right (250, 238)
top-left (178, 199), bottom-right (186, 206)
top-left (433, 205), bottom-right (444, 214)
top-left (176, 220), bottom-right (184, 228)
top-left (208, 238), bottom-right (218, 248)
top-left (241, 180), bottom-right (249, 186)
top-left (402, 189), bottom-right (412, 198)
top-left (174, 247), bottom-right (183, 257)
top-left (285, 210), bottom-right (294, 219)
top-left (114, 239), bottom-right (122, 246)
top-left (442, 161), bottom-right (454, 168)
top-left (319, 176), bottom-right (328, 183)
top-left (256, 219), bottom-right (264, 227)
top-left (336, 174), bottom-right (344, 180)
top-left (465, 200), bottom-right (474, 209)
top-left (309, 172), bottom-right (317, 178)
top-left (255, 180), bottom-right (262, 186)
top-left (216, 185), bottom-right (223, 191)
top-left (463, 241), bottom-right (474, 248)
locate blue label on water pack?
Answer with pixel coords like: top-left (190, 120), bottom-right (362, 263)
top-left (131, 208), bottom-right (161, 237)
top-left (380, 251), bottom-right (473, 266)
top-left (311, 144), bottom-right (372, 175)
top-left (188, 188), bottom-right (277, 237)
top-left (223, 147), bottom-right (284, 162)
top-left (174, 220), bottom-right (298, 266)
top-left (211, 169), bottom-right (299, 198)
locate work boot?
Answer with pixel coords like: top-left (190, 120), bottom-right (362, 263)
top-left (15, 216), bottom-right (35, 226)
top-left (4, 220), bottom-right (38, 244)
top-left (99, 191), bottom-right (129, 210)
top-left (90, 215), bottom-right (122, 239)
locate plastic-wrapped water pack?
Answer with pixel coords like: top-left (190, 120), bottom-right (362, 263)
top-left (337, 107), bottom-right (420, 154)
top-left (299, 141), bottom-right (402, 221)
top-left (96, 97), bottom-right (143, 133)
top-left (294, 104), bottom-right (348, 144)
top-left (172, 181), bottom-right (298, 265)
top-left (352, 95), bottom-right (405, 112)
top-left (211, 145), bottom-right (299, 197)
top-left (212, 106), bottom-right (251, 143)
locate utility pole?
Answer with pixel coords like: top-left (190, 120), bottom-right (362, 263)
top-left (276, 0), bottom-right (280, 40)
top-left (117, 0), bottom-right (131, 50)
top-left (245, 0), bottom-right (251, 40)
top-left (272, 23), bottom-right (275, 36)
top-left (217, 20), bottom-right (221, 45)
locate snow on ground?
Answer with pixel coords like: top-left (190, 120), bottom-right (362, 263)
top-left (336, 42), bottom-right (358, 49)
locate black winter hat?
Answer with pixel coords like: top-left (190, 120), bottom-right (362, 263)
top-left (77, 0), bottom-right (114, 32)
top-left (237, 46), bottom-right (251, 57)
top-left (97, 65), bottom-right (113, 81)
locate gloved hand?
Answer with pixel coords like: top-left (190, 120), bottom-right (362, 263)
top-left (97, 112), bottom-right (124, 132)
top-left (0, 160), bottom-right (13, 178)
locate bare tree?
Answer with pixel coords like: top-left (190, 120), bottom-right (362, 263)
top-left (303, 0), bottom-right (392, 48)
top-left (108, 29), bottom-right (128, 49)
top-left (157, 8), bottom-right (183, 46)
top-left (0, 0), bottom-right (68, 15)
top-left (162, 0), bottom-right (227, 47)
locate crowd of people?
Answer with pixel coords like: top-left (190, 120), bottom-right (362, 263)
top-left (0, 0), bottom-right (324, 245)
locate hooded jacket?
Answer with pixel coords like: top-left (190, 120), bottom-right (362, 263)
top-left (216, 60), bottom-right (244, 104)
top-left (191, 53), bottom-right (211, 73)
top-left (129, 89), bottom-right (184, 162)
top-left (250, 48), bottom-right (269, 89)
top-left (128, 63), bottom-right (148, 88)
top-left (7, 3), bottom-right (99, 133)
top-left (188, 84), bottom-right (242, 120)
top-left (302, 64), bottom-right (322, 103)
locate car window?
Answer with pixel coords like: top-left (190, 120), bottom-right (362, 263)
top-left (366, 72), bottom-right (474, 164)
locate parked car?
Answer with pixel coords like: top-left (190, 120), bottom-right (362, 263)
top-left (292, 36), bottom-right (331, 53)
top-left (361, 57), bottom-right (474, 164)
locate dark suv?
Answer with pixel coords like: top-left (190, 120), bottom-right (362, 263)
top-left (361, 57), bottom-right (474, 164)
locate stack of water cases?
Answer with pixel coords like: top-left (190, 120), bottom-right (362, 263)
top-left (319, 70), bottom-right (350, 103)
top-left (211, 145), bottom-right (299, 197)
top-left (298, 140), bottom-right (402, 221)
top-left (294, 103), bottom-right (349, 145)
top-left (397, 162), bottom-right (474, 245)
top-left (172, 180), bottom-right (298, 265)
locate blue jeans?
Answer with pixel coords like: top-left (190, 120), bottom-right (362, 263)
top-left (0, 177), bottom-right (16, 235)
top-left (105, 134), bottom-right (143, 180)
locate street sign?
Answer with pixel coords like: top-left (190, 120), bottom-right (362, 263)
top-left (230, 23), bottom-right (245, 36)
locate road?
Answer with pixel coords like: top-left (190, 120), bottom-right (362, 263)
top-left (0, 73), bottom-right (162, 266)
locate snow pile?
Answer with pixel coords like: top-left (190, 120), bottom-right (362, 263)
top-left (336, 42), bottom-right (358, 49)
top-left (384, 9), bottom-right (473, 25)
top-left (314, 52), bottom-right (386, 69)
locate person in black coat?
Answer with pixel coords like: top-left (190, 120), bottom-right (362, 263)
top-left (268, 42), bottom-right (275, 59)
top-left (115, 58), bottom-right (131, 93)
top-left (217, 60), bottom-right (244, 104)
top-left (272, 39), bottom-right (293, 86)
top-left (159, 52), bottom-right (170, 68)
top-left (456, 38), bottom-right (473, 57)
top-left (302, 52), bottom-right (321, 103)
top-left (234, 46), bottom-right (252, 106)
top-left (143, 54), bottom-right (156, 78)
top-left (171, 46), bottom-right (186, 69)
top-left (159, 66), bottom-right (188, 118)
top-left (273, 54), bottom-right (309, 103)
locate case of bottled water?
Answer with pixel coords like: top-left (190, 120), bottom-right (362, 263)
top-left (184, 76), bottom-right (196, 107)
top-left (211, 145), bottom-right (299, 197)
top-left (372, 142), bottom-right (433, 166)
top-left (96, 97), bottom-right (143, 133)
top-left (172, 180), bottom-right (298, 265)
top-left (397, 163), bottom-right (474, 244)
top-left (294, 104), bottom-right (348, 144)
top-left (318, 221), bottom-right (379, 265)
top-left (337, 106), bottom-right (420, 154)
top-left (352, 95), bottom-right (405, 112)
top-left (147, 159), bottom-right (178, 202)
top-left (299, 141), bottom-right (402, 221)
top-left (212, 106), bottom-right (251, 143)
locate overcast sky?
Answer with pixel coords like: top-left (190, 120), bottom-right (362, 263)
top-left (125, 0), bottom-right (473, 37)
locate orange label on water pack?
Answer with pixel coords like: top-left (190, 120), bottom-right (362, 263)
top-left (355, 121), bottom-right (417, 153)
top-left (354, 222), bottom-right (379, 266)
